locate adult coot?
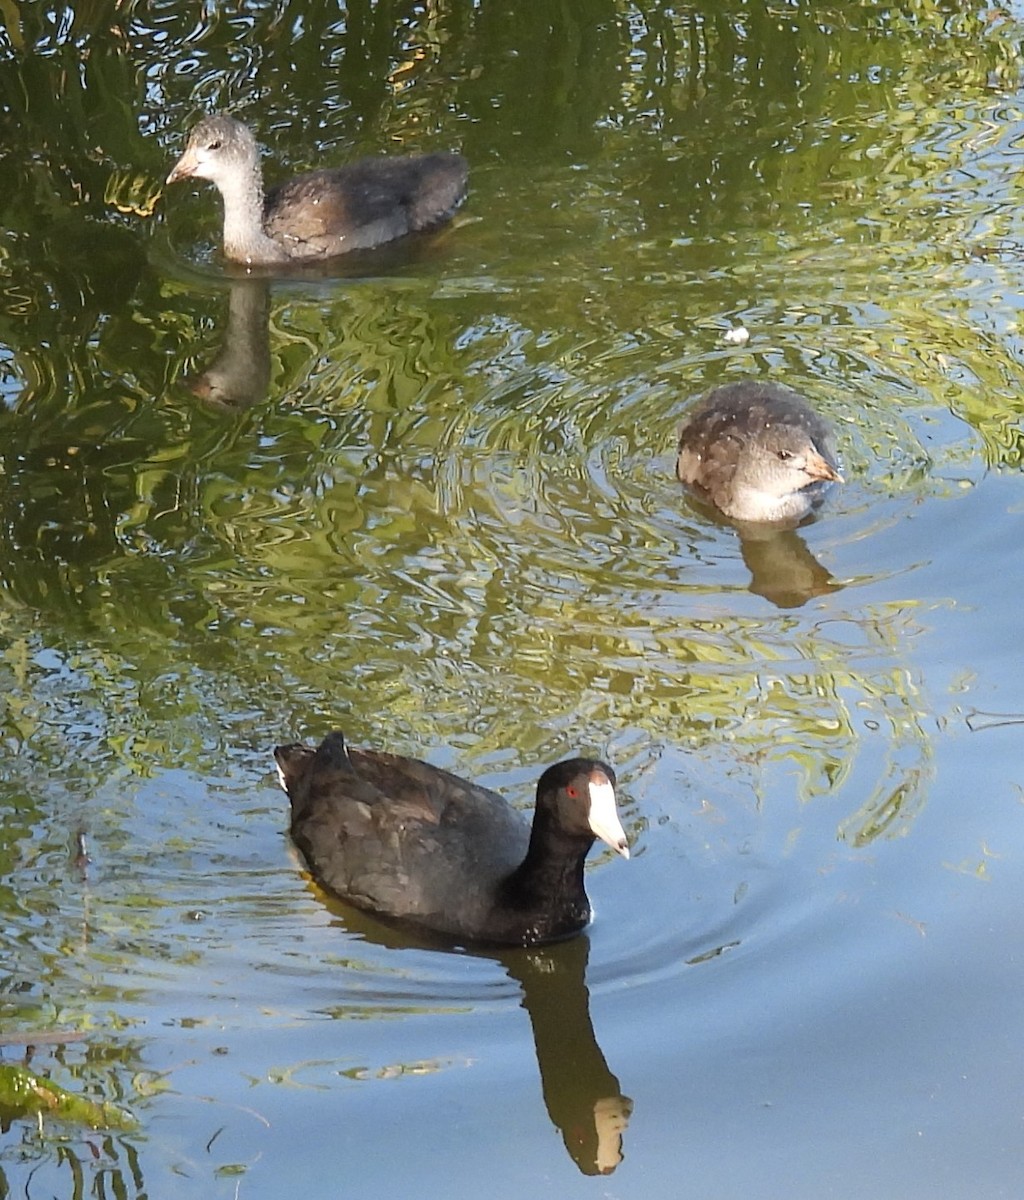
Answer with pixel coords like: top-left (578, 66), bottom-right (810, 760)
top-left (166, 114), bottom-right (469, 265)
top-left (676, 380), bottom-right (842, 522)
top-left (274, 732), bottom-right (629, 946)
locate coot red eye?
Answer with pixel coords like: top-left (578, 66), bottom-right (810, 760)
top-left (566, 785), bottom-right (578, 798)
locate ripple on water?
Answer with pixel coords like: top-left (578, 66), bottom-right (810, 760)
top-left (6, 752), bottom-right (773, 1032)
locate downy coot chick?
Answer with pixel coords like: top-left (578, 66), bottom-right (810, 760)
top-left (274, 732), bottom-right (629, 946)
top-left (676, 380), bottom-right (843, 523)
top-left (166, 114), bottom-right (469, 265)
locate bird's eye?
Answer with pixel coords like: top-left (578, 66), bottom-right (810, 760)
top-left (776, 449), bottom-right (794, 462)
top-left (207, 139), bottom-right (222, 151)
top-left (566, 785), bottom-right (578, 799)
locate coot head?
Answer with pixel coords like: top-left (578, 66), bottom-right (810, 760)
top-left (535, 758), bottom-right (629, 859)
top-left (166, 114), bottom-right (258, 189)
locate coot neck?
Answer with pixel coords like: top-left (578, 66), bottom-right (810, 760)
top-left (217, 159), bottom-right (289, 264)
top-left (503, 813), bottom-right (594, 940)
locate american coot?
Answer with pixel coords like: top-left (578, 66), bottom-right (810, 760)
top-left (676, 380), bottom-right (843, 523)
top-left (166, 114), bottom-right (469, 265)
top-left (274, 732), bottom-right (629, 946)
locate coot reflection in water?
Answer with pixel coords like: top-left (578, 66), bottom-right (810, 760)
top-left (680, 491), bottom-right (843, 609)
top-left (184, 279), bottom-right (271, 411)
top-left (177, 233), bottom-right (468, 412)
top-left (307, 893), bottom-right (634, 1178)
top-left (502, 935), bottom-right (632, 1177)
top-left (736, 523), bottom-right (842, 609)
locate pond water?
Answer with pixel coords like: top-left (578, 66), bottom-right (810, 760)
top-left (3, 2), bottom-right (1024, 1196)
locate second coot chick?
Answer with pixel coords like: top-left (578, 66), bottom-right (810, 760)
top-left (676, 380), bottom-right (843, 522)
top-left (166, 114), bottom-right (469, 265)
top-left (274, 732), bottom-right (629, 947)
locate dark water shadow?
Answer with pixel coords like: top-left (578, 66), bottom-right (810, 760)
top-left (307, 888), bottom-right (632, 1177)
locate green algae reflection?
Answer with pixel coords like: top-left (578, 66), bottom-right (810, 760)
top-left (0, 1063), bottom-right (136, 1132)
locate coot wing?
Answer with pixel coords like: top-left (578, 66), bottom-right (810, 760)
top-left (280, 737), bottom-right (529, 929)
top-left (264, 154), bottom-right (468, 258)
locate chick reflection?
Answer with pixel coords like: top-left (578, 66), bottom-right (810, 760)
top-left (179, 227), bottom-right (461, 412)
top-left (683, 492), bottom-right (842, 610)
top-left (735, 522), bottom-right (842, 609)
top-left (501, 936), bottom-right (632, 1176)
top-left (184, 279), bottom-right (271, 411)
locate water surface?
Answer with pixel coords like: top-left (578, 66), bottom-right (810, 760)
top-left (2, 3), bottom-right (1024, 1196)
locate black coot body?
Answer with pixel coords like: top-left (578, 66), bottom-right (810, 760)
top-left (274, 732), bottom-right (629, 946)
